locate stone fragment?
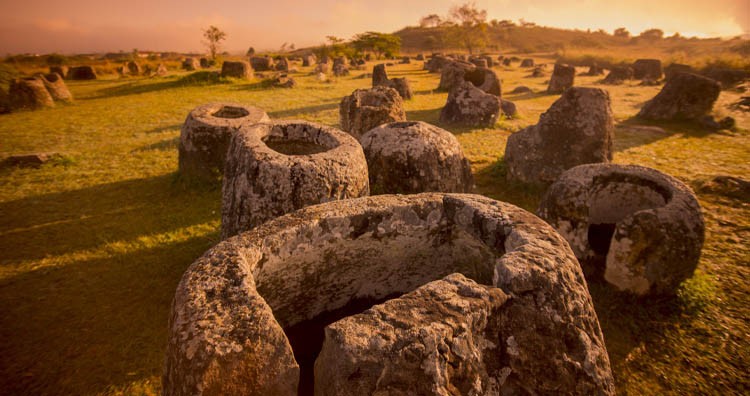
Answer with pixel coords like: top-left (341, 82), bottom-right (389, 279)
top-left (602, 66), bottom-right (633, 84)
top-left (37, 73), bottom-right (73, 102)
top-left (638, 72), bottom-right (720, 121)
top-left (1, 153), bottom-right (62, 168)
top-left (127, 61), bottom-right (142, 76)
top-left (664, 63), bottom-right (693, 80)
top-left (547, 63), bottom-right (575, 93)
top-left (632, 59), bottom-right (663, 80)
top-left (275, 57), bottom-right (289, 71)
top-left (220, 61), bottom-right (253, 79)
top-left (339, 86), bottom-right (406, 140)
top-left (505, 87), bottom-right (614, 185)
top-left (439, 80), bottom-right (500, 127)
top-left (371, 64), bottom-right (413, 100)
top-left (66, 66), bottom-right (97, 80)
top-left (181, 58), bottom-right (199, 71)
top-left (520, 58), bottom-right (534, 67)
top-left (9, 77), bottom-right (55, 110)
top-left (538, 164), bottom-right (705, 295)
top-left (250, 56), bottom-right (273, 71)
top-left (49, 66), bottom-right (69, 77)
top-left (360, 121), bottom-right (473, 194)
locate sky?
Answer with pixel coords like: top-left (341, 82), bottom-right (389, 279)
top-left (0, 0), bottom-right (748, 54)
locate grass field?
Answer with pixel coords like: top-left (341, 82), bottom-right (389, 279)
top-left (0, 58), bottom-right (748, 395)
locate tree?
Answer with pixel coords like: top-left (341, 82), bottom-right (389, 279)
top-left (202, 26), bottom-right (227, 60)
top-left (351, 32), bottom-right (401, 59)
top-left (639, 28), bottom-right (664, 41)
top-left (420, 14), bottom-right (442, 28)
top-left (613, 27), bottom-right (630, 38)
top-left (448, 2), bottom-right (489, 54)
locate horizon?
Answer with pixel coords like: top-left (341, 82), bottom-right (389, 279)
top-left (1, 0), bottom-right (749, 55)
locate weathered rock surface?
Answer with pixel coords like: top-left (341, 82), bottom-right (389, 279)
top-left (9, 77), bottom-right (55, 110)
top-left (127, 61), bottom-right (142, 76)
top-left (440, 80), bottom-right (500, 127)
top-left (520, 58), bottom-right (535, 67)
top-left (464, 67), bottom-right (502, 96)
top-left (438, 61), bottom-right (475, 92)
top-left (339, 86), bottom-right (406, 140)
top-left (221, 61), bottom-right (253, 79)
top-left (360, 121), bottom-right (473, 194)
top-left (500, 99), bottom-right (517, 118)
top-left (182, 58), bottom-right (199, 71)
top-left (315, 274), bottom-right (510, 396)
top-left (425, 55), bottom-right (451, 73)
top-left (583, 63), bottom-right (605, 76)
top-left (602, 66), bottom-right (633, 84)
top-left (302, 54), bottom-right (316, 67)
top-left (664, 63), bottom-right (693, 80)
top-left (548, 63), bottom-right (576, 93)
top-left (38, 73), bottom-right (73, 102)
top-left (164, 193), bottom-right (614, 396)
top-left (275, 57), bottom-right (289, 71)
top-left (1, 153), bottom-right (62, 168)
top-left (632, 59), bottom-right (663, 80)
top-left (505, 87), bottom-right (614, 185)
top-left (371, 64), bottom-right (413, 100)
top-left (66, 66), bottom-right (97, 80)
top-left (538, 164), bottom-right (705, 295)
top-left (220, 120), bottom-right (369, 237)
top-left (250, 56), bottom-right (273, 71)
top-left (510, 85), bottom-right (532, 94)
top-left (502, 58), bottom-right (512, 66)
top-left (178, 103), bottom-right (270, 180)
top-left (638, 72), bottom-right (720, 121)
top-left (470, 58), bottom-right (488, 68)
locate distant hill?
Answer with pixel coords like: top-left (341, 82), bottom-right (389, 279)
top-left (394, 25), bottom-right (750, 69)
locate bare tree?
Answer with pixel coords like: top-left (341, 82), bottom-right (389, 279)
top-left (448, 2), bottom-right (489, 54)
top-left (419, 14), bottom-right (442, 28)
top-left (203, 26), bottom-right (227, 60)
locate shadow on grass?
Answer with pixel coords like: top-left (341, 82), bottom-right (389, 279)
top-left (0, 234), bottom-right (217, 395)
top-left (471, 158), bottom-right (546, 212)
top-left (87, 72), bottom-right (231, 99)
top-left (147, 124), bottom-right (182, 134)
top-left (133, 137), bottom-right (180, 152)
top-left (614, 116), bottom-right (717, 152)
top-left (268, 102), bottom-right (340, 119)
top-left (0, 173), bottom-right (220, 265)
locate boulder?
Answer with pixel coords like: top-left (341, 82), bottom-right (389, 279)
top-left (505, 87), bottom-right (614, 185)
top-left (220, 120), bottom-right (369, 237)
top-left (275, 57), bottom-right (289, 71)
top-left (438, 61), bottom-right (475, 91)
top-left (164, 193), bottom-right (615, 396)
top-left (272, 74), bottom-right (296, 88)
top-left (520, 58), bottom-right (534, 67)
top-left (178, 103), bottom-right (270, 180)
top-left (339, 86), bottom-right (406, 139)
top-left (371, 64), bottom-right (413, 100)
top-left (1, 153), bottom-right (61, 168)
top-left (127, 61), bottom-right (142, 76)
top-left (400, 56), bottom-right (410, 64)
top-left (9, 77), bottom-right (55, 110)
top-left (638, 72), bottom-right (720, 121)
top-left (360, 121), bottom-right (473, 194)
top-left (439, 80), bottom-right (501, 127)
top-left (49, 66), bottom-right (68, 77)
top-left (250, 56), bottom-right (273, 71)
top-left (199, 58), bottom-right (210, 68)
top-left (302, 55), bottom-right (316, 67)
top-left (483, 55), bottom-right (494, 67)
top-left (583, 63), bottom-right (605, 76)
top-left (37, 73), bottom-right (73, 102)
top-left (502, 58), bottom-right (512, 66)
top-left (415, 54), bottom-right (424, 60)
top-left (500, 99), bottom-right (517, 118)
top-left (424, 55), bottom-right (450, 73)
top-left (529, 66), bottom-right (546, 78)
top-left (470, 58), bottom-right (488, 68)
top-left (154, 63), bottom-right (168, 76)
top-left (66, 66), bottom-right (97, 80)
top-left (602, 65), bottom-right (633, 84)
top-left (538, 164), bottom-right (705, 295)
top-left (314, 62), bottom-right (330, 74)
top-left (510, 85), bottom-right (532, 94)
top-left (664, 63), bottom-right (693, 80)
top-left (632, 59), bottom-right (663, 80)
top-left (333, 63), bottom-right (349, 76)
top-left (464, 67), bottom-right (501, 96)
top-left (220, 61), bottom-right (253, 79)
top-left (547, 63), bottom-right (575, 94)
top-left (181, 58), bottom-right (199, 71)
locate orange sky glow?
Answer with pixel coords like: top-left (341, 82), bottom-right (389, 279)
top-left (0, 0), bottom-right (748, 54)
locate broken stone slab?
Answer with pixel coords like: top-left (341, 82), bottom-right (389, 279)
top-left (178, 103), bottom-right (270, 181)
top-left (220, 61), bottom-right (253, 79)
top-left (547, 63), bottom-right (576, 94)
top-left (314, 273), bottom-right (510, 395)
top-left (632, 59), bottom-right (663, 80)
top-left (164, 193), bottom-right (614, 395)
top-left (360, 121), bottom-right (473, 194)
top-left (9, 77), bottom-right (55, 110)
top-left (538, 163), bottom-right (705, 295)
top-left (505, 87), bottom-right (614, 186)
top-left (638, 72), bottom-right (720, 121)
top-left (66, 66), bottom-right (97, 80)
top-left (339, 86), bottom-right (406, 140)
top-left (1, 153), bottom-right (62, 168)
top-left (220, 120), bottom-right (369, 238)
top-left (439, 80), bottom-right (500, 127)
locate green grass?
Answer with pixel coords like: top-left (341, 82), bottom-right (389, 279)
top-left (0, 61), bottom-right (748, 395)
